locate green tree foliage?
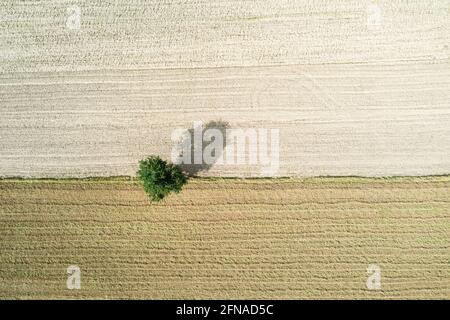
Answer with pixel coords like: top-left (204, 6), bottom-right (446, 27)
top-left (137, 156), bottom-right (188, 201)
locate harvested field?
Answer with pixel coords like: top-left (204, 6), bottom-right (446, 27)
top-left (1, 1), bottom-right (450, 177)
top-left (1, 177), bottom-right (449, 299)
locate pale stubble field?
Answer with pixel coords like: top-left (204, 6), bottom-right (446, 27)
top-left (1, 0), bottom-right (449, 177)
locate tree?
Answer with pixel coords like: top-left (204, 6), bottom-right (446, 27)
top-left (137, 156), bottom-right (188, 201)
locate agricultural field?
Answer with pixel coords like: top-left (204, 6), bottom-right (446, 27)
top-left (1, 177), bottom-right (449, 299)
top-left (1, 0), bottom-right (449, 302)
top-left (1, 1), bottom-right (450, 177)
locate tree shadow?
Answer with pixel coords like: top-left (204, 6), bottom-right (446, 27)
top-left (176, 120), bottom-right (230, 177)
